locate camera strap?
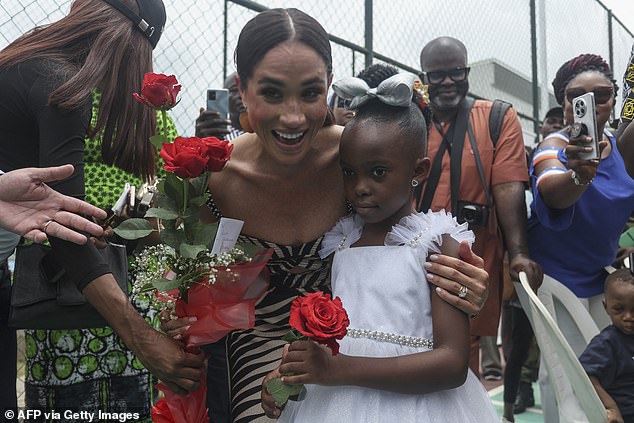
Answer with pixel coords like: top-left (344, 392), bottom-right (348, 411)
top-left (417, 97), bottom-right (474, 213)
top-left (467, 120), bottom-right (493, 210)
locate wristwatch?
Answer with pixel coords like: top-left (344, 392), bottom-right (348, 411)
top-left (570, 170), bottom-right (593, 186)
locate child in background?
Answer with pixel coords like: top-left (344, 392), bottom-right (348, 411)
top-left (579, 269), bottom-right (634, 423)
top-left (261, 72), bottom-right (498, 422)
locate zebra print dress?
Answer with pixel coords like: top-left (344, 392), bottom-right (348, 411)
top-left (206, 196), bottom-right (334, 422)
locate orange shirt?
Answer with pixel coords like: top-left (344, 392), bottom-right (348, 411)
top-left (421, 100), bottom-right (528, 336)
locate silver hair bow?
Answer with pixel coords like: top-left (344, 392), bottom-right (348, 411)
top-left (332, 72), bottom-right (417, 109)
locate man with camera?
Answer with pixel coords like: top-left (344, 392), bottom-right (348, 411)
top-left (417, 36), bottom-right (543, 377)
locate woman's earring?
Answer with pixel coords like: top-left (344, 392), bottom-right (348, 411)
top-left (411, 179), bottom-right (419, 187)
top-left (239, 109), bottom-right (254, 133)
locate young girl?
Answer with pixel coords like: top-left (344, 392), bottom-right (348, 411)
top-left (261, 72), bottom-right (498, 422)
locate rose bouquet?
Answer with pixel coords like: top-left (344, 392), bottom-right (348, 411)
top-left (266, 292), bottom-right (349, 406)
top-left (114, 73), bottom-right (271, 423)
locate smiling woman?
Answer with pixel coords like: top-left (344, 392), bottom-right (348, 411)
top-left (157, 8), bottom-right (492, 423)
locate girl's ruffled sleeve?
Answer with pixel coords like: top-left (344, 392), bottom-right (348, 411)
top-left (385, 210), bottom-right (475, 254)
top-left (318, 214), bottom-right (363, 259)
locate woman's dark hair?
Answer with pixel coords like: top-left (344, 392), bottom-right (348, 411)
top-left (0, 0), bottom-right (157, 179)
top-left (235, 8), bottom-right (335, 126)
top-left (552, 54), bottom-right (619, 106)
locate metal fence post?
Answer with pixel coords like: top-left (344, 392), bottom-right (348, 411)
top-left (364, 0), bottom-right (373, 69)
top-left (530, 0), bottom-right (540, 142)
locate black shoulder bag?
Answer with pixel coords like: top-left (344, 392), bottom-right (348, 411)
top-left (8, 242), bottom-right (129, 329)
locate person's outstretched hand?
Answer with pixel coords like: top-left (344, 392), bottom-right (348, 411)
top-left (425, 241), bottom-right (489, 316)
top-left (0, 165), bottom-right (106, 244)
top-left (195, 107), bottom-right (231, 139)
top-left (133, 326), bottom-right (206, 395)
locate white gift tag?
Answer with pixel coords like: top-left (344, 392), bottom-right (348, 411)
top-left (211, 217), bottom-right (244, 254)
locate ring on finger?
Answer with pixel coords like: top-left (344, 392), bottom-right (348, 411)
top-left (458, 284), bottom-right (468, 299)
top-left (42, 220), bottom-right (54, 233)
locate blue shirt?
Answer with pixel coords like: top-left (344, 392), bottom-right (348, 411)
top-left (579, 325), bottom-right (634, 421)
top-left (528, 131), bottom-right (634, 297)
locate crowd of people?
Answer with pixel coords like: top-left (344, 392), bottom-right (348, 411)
top-left (0, 1), bottom-right (633, 423)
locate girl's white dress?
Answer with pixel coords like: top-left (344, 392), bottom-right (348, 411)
top-left (278, 210), bottom-right (499, 423)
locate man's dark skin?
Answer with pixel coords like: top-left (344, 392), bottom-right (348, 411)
top-left (196, 72), bottom-right (245, 139)
top-left (420, 37), bottom-right (542, 290)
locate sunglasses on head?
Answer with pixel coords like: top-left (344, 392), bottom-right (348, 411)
top-left (565, 87), bottom-right (614, 105)
top-left (336, 97), bottom-right (352, 109)
top-left (424, 67), bottom-right (470, 85)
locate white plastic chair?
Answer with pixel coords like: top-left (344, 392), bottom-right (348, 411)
top-left (533, 274), bottom-right (601, 355)
top-left (514, 272), bottom-right (607, 423)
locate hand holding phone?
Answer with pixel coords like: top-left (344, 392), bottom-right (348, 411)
top-left (572, 92), bottom-right (600, 161)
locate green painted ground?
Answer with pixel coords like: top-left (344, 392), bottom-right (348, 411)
top-left (489, 383), bottom-right (544, 422)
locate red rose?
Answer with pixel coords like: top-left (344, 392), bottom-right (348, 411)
top-left (134, 72), bottom-right (181, 110)
top-left (151, 398), bottom-right (175, 423)
top-left (289, 292), bottom-right (350, 355)
top-left (201, 136), bottom-right (234, 172)
top-left (160, 137), bottom-right (209, 178)
top-left (160, 137), bottom-right (233, 178)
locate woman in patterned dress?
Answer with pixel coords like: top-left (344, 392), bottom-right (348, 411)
top-left (23, 94), bottom-right (179, 421)
top-left (166, 8), bottom-right (490, 422)
top-left (0, 0), bottom-right (204, 415)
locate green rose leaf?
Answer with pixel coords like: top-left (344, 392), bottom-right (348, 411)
top-left (144, 207), bottom-right (179, 220)
top-left (282, 329), bottom-right (307, 344)
top-left (164, 173), bottom-right (184, 209)
top-left (189, 195), bottom-right (208, 208)
top-left (156, 194), bottom-right (178, 214)
top-left (180, 243), bottom-right (208, 259)
top-left (150, 134), bottom-right (169, 151)
top-left (236, 243), bottom-right (268, 259)
top-left (160, 227), bottom-right (184, 250)
top-left (112, 218), bottom-right (153, 240)
top-left (189, 173), bottom-right (210, 197)
top-left (265, 377), bottom-right (304, 407)
top-left (186, 221), bottom-right (218, 246)
top-left (151, 277), bottom-right (181, 293)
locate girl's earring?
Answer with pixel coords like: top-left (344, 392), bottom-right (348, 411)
top-left (411, 179), bottom-right (420, 187)
top-left (239, 109), bottom-right (254, 133)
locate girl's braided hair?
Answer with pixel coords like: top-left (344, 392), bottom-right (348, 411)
top-left (552, 54), bottom-right (618, 106)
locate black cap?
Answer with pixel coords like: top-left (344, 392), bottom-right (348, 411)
top-left (103, 0), bottom-right (166, 49)
top-left (544, 106), bottom-right (563, 119)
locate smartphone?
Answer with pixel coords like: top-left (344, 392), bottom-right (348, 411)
top-left (572, 92), bottom-right (600, 160)
top-left (207, 88), bottom-right (229, 119)
top-left (112, 183), bottom-right (131, 217)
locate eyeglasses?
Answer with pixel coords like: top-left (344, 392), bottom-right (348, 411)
top-left (565, 87), bottom-right (614, 105)
top-left (424, 67), bottom-right (470, 84)
top-left (336, 97), bottom-right (352, 109)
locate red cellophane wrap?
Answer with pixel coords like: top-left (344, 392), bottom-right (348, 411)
top-left (151, 249), bottom-right (272, 423)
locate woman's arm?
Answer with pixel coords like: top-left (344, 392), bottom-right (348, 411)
top-left (533, 132), bottom-right (607, 209)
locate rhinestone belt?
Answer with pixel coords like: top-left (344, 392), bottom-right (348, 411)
top-left (347, 328), bottom-right (433, 349)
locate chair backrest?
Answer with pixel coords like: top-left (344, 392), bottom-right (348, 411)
top-left (535, 274), bottom-right (600, 355)
top-left (515, 272), bottom-right (607, 423)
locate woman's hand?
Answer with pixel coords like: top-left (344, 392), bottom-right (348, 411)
top-left (278, 340), bottom-right (339, 386)
top-left (424, 241), bottom-right (489, 316)
top-left (564, 124), bottom-right (609, 183)
top-left (159, 311), bottom-right (196, 341)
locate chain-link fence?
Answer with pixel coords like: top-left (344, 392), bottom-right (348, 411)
top-left (1, 0), bottom-right (632, 143)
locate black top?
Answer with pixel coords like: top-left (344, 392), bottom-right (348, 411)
top-left (579, 324), bottom-right (634, 421)
top-left (0, 59), bottom-right (110, 290)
